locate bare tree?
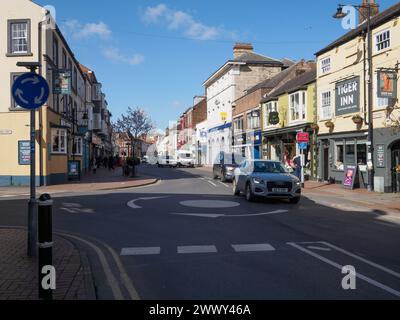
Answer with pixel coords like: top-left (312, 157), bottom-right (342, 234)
top-left (113, 107), bottom-right (155, 159)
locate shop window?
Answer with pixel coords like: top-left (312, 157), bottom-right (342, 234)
top-left (51, 129), bottom-right (67, 154)
top-left (335, 144), bottom-right (344, 170)
top-left (345, 144), bottom-right (356, 165)
top-left (357, 144), bottom-right (367, 165)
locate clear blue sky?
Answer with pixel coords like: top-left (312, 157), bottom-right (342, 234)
top-left (36, 0), bottom-right (397, 130)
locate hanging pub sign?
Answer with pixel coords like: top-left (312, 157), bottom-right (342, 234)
top-left (53, 69), bottom-right (72, 95)
top-left (335, 76), bottom-right (360, 116)
top-left (377, 71), bottom-right (397, 99)
top-left (269, 111), bottom-right (280, 125)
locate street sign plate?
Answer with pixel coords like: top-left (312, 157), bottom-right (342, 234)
top-left (296, 132), bottom-right (309, 143)
top-left (11, 73), bottom-right (49, 110)
top-left (298, 142), bottom-right (308, 150)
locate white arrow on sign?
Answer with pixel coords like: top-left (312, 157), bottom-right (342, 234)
top-left (170, 209), bottom-right (289, 219)
top-left (34, 87), bottom-right (45, 104)
top-left (127, 197), bottom-right (168, 209)
top-left (21, 76), bottom-right (40, 85)
top-left (14, 89), bottom-right (29, 104)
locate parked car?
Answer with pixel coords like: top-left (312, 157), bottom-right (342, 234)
top-left (157, 156), bottom-right (178, 168)
top-left (232, 160), bottom-right (302, 204)
top-left (213, 152), bottom-right (244, 182)
top-left (177, 152), bottom-right (195, 168)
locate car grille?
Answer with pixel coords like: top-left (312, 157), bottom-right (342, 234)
top-left (267, 181), bottom-right (292, 192)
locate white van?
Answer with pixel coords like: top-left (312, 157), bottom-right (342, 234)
top-left (177, 151), bottom-right (195, 168)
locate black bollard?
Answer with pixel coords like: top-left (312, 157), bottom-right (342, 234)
top-left (38, 193), bottom-right (54, 300)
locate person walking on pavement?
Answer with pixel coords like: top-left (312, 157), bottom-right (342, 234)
top-left (293, 155), bottom-right (301, 179)
top-left (92, 158), bottom-right (97, 174)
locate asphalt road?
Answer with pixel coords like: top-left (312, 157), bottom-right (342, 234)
top-left (1, 164), bottom-right (400, 300)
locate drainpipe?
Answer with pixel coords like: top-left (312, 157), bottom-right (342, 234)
top-left (38, 20), bottom-right (44, 185)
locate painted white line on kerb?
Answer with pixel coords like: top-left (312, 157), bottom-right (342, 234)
top-left (321, 242), bottom-right (400, 279)
top-left (288, 242), bottom-right (400, 298)
top-left (121, 247), bottom-right (161, 256)
top-left (232, 244), bottom-right (276, 253)
top-left (178, 245), bottom-right (218, 254)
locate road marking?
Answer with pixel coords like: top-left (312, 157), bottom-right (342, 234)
top-left (180, 200), bottom-right (240, 209)
top-left (232, 243), bottom-right (275, 253)
top-left (320, 242), bottom-right (400, 279)
top-left (288, 242), bottom-right (400, 298)
top-left (200, 177), bottom-right (217, 187)
top-left (103, 243), bottom-right (141, 300)
top-left (307, 246), bottom-right (332, 252)
top-left (178, 245), bottom-right (218, 254)
top-left (58, 233), bottom-right (124, 300)
top-left (121, 247), bottom-right (161, 256)
top-left (127, 197), bottom-right (167, 209)
top-left (219, 181), bottom-right (230, 188)
top-left (171, 209), bottom-right (289, 219)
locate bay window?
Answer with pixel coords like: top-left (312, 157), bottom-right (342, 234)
top-left (289, 91), bottom-right (307, 123)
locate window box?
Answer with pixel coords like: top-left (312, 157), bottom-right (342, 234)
top-left (352, 115), bottom-right (363, 124)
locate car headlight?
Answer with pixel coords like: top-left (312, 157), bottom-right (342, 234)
top-left (252, 177), bottom-right (264, 184)
top-left (226, 166), bottom-right (235, 171)
top-left (295, 180), bottom-right (301, 186)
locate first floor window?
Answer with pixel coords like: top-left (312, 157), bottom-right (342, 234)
top-left (51, 129), bottom-right (67, 154)
top-left (321, 91), bottom-right (332, 119)
top-left (9, 21), bottom-right (29, 54)
top-left (73, 137), bottom-right (83, 156)
top-left (289, 91), bottom-right (306, 123)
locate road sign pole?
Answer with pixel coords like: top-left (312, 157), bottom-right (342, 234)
top-left (28, 108), bottom-right (37, 257)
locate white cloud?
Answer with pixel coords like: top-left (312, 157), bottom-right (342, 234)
top-left (103, 48), bottom-right (145, 66)
top-left (63, 20), bottom-right (111, 39)
top-left (142, 4), bottom-right (225, 41)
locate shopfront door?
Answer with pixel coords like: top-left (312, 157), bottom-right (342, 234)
top-left (323, 146), bottom-right (329, 181)
top-left (391, 141), bottom-right (400, 193)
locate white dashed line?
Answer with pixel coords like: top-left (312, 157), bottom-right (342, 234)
top-left (199, 177), bottom-right (217, 187)
top-left (178, 245), bottom-right (218, 254)
top-left (121, 247), bottom-right (161, 256)
top-left (232, 243), bottom-right (276, 253)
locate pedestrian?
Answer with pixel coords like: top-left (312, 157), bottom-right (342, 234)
top-left (293, 155), bottom-right (301, 179)
top-left (92, 158), bottom-right (97, 174)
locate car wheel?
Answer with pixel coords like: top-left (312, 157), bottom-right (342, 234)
top-left (233, 179), bottom-right (240, 196)
top-left (245, 183), bottom-right (255, 202)
top-left (290, 197), bottom-right (301, 204)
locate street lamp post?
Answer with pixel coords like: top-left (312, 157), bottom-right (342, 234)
top-left (334, 3), bottom-right (375, 192)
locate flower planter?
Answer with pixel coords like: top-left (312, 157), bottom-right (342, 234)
top-left (352, 116), bottom-right (363, 124)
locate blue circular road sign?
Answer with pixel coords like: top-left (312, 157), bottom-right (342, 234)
top-left (11, 73), bottom-right (50, 110)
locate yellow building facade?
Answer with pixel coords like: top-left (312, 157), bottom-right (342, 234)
top-left (261, 68), bottom-right (318, 178)
top-left (316, 3), bottom-right (400, 192)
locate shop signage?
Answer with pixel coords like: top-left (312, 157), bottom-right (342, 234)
top-left (18, 141), bottom-right (31, 165)
top-left (234, 133), bottom-right (246, 146)
top-left (376, 144), bottom-right (385, 168)
top-left (335, 76), bottom-right (360, 116)
top-left (220, 112), bottom-right (228, 122)
top-left (246, 131), bottom-right (262, 146)
top-left (343, 165), bottom-right (359, 190)
top-left (269, 112), bottom-right (280, 125)
top-left (377, 71), bottom-right (397, 99)
top-left (53, 69), bottom-right (71, 95)
top-left (296, 132), bottom-right (309, 143)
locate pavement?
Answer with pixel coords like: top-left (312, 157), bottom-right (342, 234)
top-left (1, 164), bottom-right (400, 300)
top-left (0, 228), bottom-right (95, 300)
top-left (0, 166), bottom-right (158, 198)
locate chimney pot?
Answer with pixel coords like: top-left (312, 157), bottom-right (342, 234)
top-left (233, 42), bottom-right (254, 58)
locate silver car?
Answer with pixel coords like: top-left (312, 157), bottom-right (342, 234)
top-left (232, 160), bottom-right (302, 204)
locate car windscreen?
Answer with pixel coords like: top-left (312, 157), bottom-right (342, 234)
top-left (253, 162), bottom-right (287, 174)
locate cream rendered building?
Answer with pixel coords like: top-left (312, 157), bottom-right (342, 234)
top-left (316, 2), bottom-right (400, 192)
top-left (0, 0), bottom-right (108, 186)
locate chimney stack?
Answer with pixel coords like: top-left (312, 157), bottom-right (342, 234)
top-left (233, 43), bottom-right (254, 58)
top-left (359, 0), bottom-right (379, 25)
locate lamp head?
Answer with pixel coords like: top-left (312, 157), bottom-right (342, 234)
top-left (333, 5), bottom-right (348, 19)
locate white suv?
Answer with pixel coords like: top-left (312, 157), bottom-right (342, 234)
top-left (177, 153), bottom-right (195, 168)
